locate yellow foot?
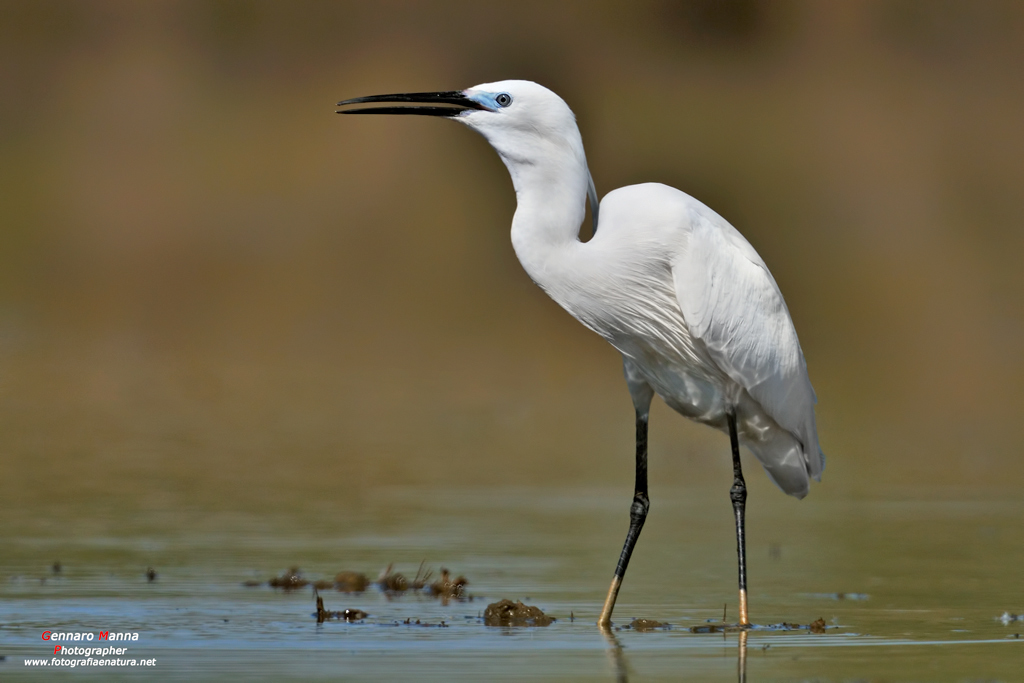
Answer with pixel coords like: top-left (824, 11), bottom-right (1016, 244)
top-left (597, 575), bottom-right (622, 627)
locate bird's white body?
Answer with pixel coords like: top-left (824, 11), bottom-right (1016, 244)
top-left (461, 81), bottom-right (822, 497)
top-left (338, 78), bottom-right (824, 626)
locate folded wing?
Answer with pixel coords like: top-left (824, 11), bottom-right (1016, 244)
top-left (672, 205), bottom-right (823, 481)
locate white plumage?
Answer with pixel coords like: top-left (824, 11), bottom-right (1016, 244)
top-left (338, 78), bottom-right (823, 626)
top-left (460, 80), bottom-right (823, 497)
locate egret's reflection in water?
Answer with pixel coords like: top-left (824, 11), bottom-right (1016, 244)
top-left (738, 629), bottom-right (748, 683)
top-left (602, 629), bottom-right (629, 683)
top-left (602, 627), bottom-right (748, 683)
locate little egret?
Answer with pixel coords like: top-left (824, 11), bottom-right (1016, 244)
top-left (337, 80), bottom-right (823, 627)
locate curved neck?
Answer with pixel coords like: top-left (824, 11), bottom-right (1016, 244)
top-left (498, 140), bottom-right (590, 286)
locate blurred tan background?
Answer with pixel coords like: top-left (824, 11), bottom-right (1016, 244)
top-left (1, 0), bottom-right (1022, 516)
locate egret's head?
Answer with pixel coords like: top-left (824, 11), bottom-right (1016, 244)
top-left (458, 80), bottom-right (579, 150)
top-left (337, 80), bottom-right (597, 228)
top-left (337, 80), bottom-right (583, 168)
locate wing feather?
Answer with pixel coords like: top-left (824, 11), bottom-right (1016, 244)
top-left (672, 205), bottom-right (822, 479)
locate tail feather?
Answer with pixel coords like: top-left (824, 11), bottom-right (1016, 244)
top-left (743, 428), bottom-right (812, 499)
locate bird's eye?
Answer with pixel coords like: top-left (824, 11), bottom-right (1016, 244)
top-left (495, 93), bottom-right (512, 107)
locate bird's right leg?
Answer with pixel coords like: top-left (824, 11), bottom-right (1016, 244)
top-left (598, 361), bottom-right (653, 628)
top-left (727, 408), bottom-right (750, 627)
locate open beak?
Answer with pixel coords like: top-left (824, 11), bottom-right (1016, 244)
top-left (336, 91), bottom-right (488, 117)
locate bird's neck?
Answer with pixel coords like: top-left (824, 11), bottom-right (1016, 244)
top-left (501, 148), bottom-right (590, 288)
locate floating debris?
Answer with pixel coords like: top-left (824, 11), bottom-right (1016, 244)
top-left (269, 567), bottom-right (309, 590)
top-left (314, 591), bottom-right (368, 623)
top-left (411, 561), bottom-right (432, 590)
top-left (377, 564), bottom-right (408, 593)
top-left (430, 568), bottom-right (469, 601)
top-left (52, 562), bottom-right (62, 575)
top-left (314, 593), bottom-right (326, 622)
top-left (483, 599), bottom-right (554, 627)
top-left (399, 617), bottom-right (449, 628)
top-left (999, 612), bottom-right (1023, 625)
top-left (691, 620), bottom-right (830, 634)
top-left (625, 618), bottom-right (669, 631)
top-left (807, 592), bottom-right (869, 601)
top-left (690, 623), bottom-right (746, 634)
top-left (254, 562), bottom-right (469, 596)
top-left (335, 571), bottom-right (369, 593)
top-left (146, 568), bottom-right (157, 582)
top-left (340, 609), bottom-right (368, 621)
top-left (763, 620), bottom-right (830, 633)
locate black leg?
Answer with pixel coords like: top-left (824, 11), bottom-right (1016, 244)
top-left (727, 409), bottom-right (749, 626)
top-left (599, 409), bottom-right (650, 627)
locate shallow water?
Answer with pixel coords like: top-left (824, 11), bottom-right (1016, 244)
top-left (2, 486), bottom-right (1021, 681)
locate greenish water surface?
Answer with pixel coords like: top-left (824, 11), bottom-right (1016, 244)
top-left (2, 487), bottom-right (1021, 681)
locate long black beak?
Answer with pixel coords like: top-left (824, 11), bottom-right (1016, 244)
top-left (336, 91), bottom-right (487, 117)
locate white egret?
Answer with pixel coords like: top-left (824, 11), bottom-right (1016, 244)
top-left (337, 80), bottom-right (823, 627)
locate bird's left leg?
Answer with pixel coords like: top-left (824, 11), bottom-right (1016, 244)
top-left (727, 409), bottom-right (750, 627)
top-left (598, 360), bottom-right (654, 628)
